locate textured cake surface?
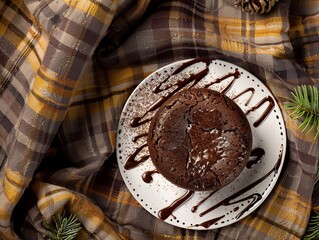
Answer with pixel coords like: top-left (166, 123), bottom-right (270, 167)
top-left (148, 88), bottom-right (252, 191)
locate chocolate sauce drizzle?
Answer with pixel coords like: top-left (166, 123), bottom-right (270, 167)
top-left (131, 58), bottom-right (211, 128)
top-left (204, 70), bottom-right (240, 92)
top-left (142, 170), bottom-right (159, 183)
top-left (191, 191), bottom-right (217, 213)
top-left (197, 215), bottom-right (225, 228)
top-left (131, 68), bottom-right (209, 128)
top-left (246, 148), bottom-right (265, 169)
top-left (232, 87), bottom-right (255, 106)
top-left (130, 116), bottom-right (152, 128)
top-left (124, 143), bottom-right (149, 170)
top-left (245, 96), bottom-right (275, 127)
top-left (132, 132), bottom-right (148, 142)
top-left (153, 58), bottom-right (212, 93)
top-left (158, 191), bottom-right (194, 220)
top-left (195, 195), bottom-right (261, 229)
top-left (199, 144), bottom-right (284, 218)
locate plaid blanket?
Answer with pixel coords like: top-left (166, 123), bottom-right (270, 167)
top-left (0, 0), bottom-right (318, 239)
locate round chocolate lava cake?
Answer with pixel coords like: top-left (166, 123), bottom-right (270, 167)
top-left (148, 88), bottom-right (252, 191)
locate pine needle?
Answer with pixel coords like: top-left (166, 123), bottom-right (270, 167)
top-left (284, 85), bottom-right (319, 139)
top-left (303, 211), bottom-right (319, 240)
top-left (43, 210), bottom-right (82, 240)
top-left (285, 86), bottom-right (319, 239)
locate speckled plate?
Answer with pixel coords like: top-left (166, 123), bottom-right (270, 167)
top-left (116, 59), bottom-right (286, 230)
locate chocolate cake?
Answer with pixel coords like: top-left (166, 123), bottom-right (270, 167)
top-left (148, 88), bottom-right (252, 191)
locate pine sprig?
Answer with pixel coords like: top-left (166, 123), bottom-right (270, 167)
top-left (43, 210), bottom-right (82, 240)
top-left (303, 211), bottom-right (319, 240)
top-left (285, 86), bottom-right (319, 239)
top-left (284, 85), bottom-right (319, 139)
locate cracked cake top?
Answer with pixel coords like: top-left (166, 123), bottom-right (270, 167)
top-left (148, 88), bottom-right (252, 191)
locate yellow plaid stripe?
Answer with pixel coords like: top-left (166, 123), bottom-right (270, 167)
top-left (208, 16), bottom-right (287, 37)
top-left (201, 13), bottom-right (288, 57)
top-left (27, 93), bottom-right (66, 121)
top-left (106, 67), bottom-right (135, 86)
top-left (0, 208), bottom-right (10, 220)
top-left (32, 74), bottom-right (73, 100)
top-left (221, 38), bottom-right (287, 57)
top-left (27, 67), bottom-right (77, 120)
top-left (62, 0), bottom-right (116, 24)
top-left (4, 168), bottom-right (31, 204)
top-left (38, 192), bottom-right (75, 211)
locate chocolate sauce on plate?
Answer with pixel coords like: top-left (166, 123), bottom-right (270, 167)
top-left (124, 143), bottom-right (149, 170)
top-left (245, 96), bottom-right (275, 127)
top-left (132, 132), bottom-right (148, 142)
top-left (232, 87), bottom-right (255, 106)
top-left (158, 191), bottom-right (194, 220)
top-left (153, 58), bottom-right (211, 94)
top-left (142, 170), bottom-right (159, 183)
top-left (191, 191), bottom-right (217, 213)
top-left (197, 215), bottom-right (225, 228)
top-left (204, 70), bottom-right (240, 92)
top-left (246, 148), bottom-right (265, 169)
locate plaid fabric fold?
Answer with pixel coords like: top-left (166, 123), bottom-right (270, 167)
top-left (0, 0), bottom-right (318, 239)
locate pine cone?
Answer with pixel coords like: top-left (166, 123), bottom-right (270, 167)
top-left (234, 0), bottom-right (279, 14)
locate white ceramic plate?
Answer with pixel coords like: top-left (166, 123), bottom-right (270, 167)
top-left (116, 59), bottom-right (286, 230)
